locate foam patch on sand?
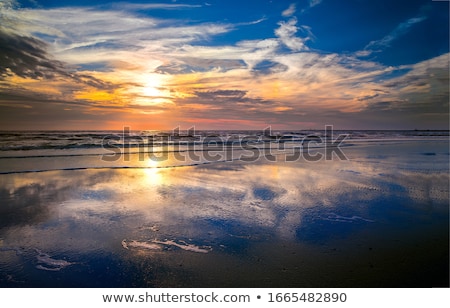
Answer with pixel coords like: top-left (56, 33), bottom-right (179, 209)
top-left (153, 240), bottom-right (212, 253)
top-left (121, 239), bottom-right (162, 250)
top-left (35, 249), bottom-right (75, 271)
top-left (122, 239), bottom-right (211, 253)
top-left (321, 213), bottom-right (374, 223)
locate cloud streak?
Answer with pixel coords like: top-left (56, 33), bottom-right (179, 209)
top-left (0, 29), bottom-right (65, 79)
top-left (309, 0), bottom-right (323, 8)
top-left (301, 0), bottom-right (323, 14)
top-left (109, 2), bottom-right (203, 10)
top-left (362, 11), bottom-right (428, 55)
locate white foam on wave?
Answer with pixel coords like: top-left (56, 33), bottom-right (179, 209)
top-left (321, 213), bottom-right (374, 223)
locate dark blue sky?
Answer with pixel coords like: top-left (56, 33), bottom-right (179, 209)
top-left (20, 0), bottom-right (448, 65)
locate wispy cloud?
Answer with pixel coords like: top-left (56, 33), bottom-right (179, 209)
top-left (282, 3), bottom-right (296, 17)
top-left (363, 14), bottom-right (428, 54)
top-left (275, 17), bottom-right (313, 52)
top-left (301, 0), bottom-right (323, 14)
top-left (109, 2), bottom-right (203, 11)
top-left (309, 0), bottom-right (323, 8)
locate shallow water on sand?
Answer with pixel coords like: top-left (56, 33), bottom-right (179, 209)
top-left (0, 140), bottom-right (448, 287)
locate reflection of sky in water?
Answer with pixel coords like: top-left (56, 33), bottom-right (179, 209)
top-left (0, 141), bottom-right (448, 287)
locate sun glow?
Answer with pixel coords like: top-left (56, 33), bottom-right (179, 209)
top-left (125, 73), bottom-right (175, 106)
top-left (142, 85), bottom-right (162, 97)
top-left (142, 74), bottom-right (171, 97)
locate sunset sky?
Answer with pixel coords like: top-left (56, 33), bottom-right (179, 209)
top-left (0, 0), bottom-right (448, 130)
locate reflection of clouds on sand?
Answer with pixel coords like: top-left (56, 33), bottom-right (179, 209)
top-left (147, 143), bottom-right (447, 240)
top-left (2, 142), bottom-right (448, 247)
top-left (0, 169), bottom-right (121, 229)
top-left (389, 171), bottom-right (448, 204)
top-left (151, 161), bottom-right (367, 233)
top-left (0, 141), bottom-right (447, 286)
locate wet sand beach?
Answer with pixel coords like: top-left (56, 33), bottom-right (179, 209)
top-left (0, 137), bottom-right (448, 287)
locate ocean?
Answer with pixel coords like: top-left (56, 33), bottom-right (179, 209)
top-left (0, 130), bottom-right (448, 287)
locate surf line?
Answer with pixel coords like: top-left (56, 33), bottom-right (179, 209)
top-left (0, 158), bottom-right (244, 175)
